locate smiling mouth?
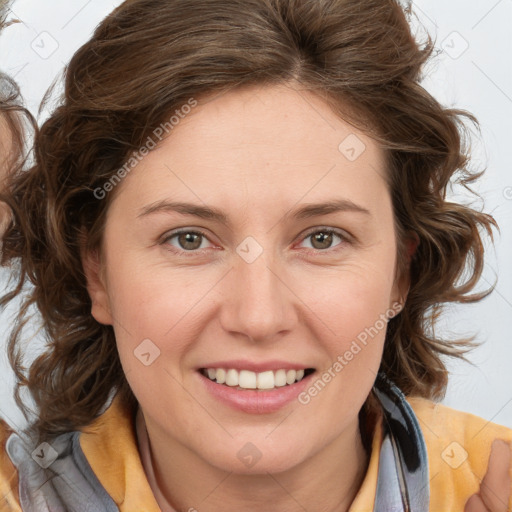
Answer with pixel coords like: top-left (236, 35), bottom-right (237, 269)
top-left (199, 367), bottom-right (316, 391)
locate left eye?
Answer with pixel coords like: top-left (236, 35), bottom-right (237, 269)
top-left (298, 229), bottom-right (345, 251)
top-left (162, 228), bottom-right (346, 254)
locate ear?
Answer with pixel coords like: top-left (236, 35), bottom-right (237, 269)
top-left (391, 231), bottom-right (419, 309)
top-left (81, 245), bottom-right (114, 326)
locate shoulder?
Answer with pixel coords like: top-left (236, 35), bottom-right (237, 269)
top-left (407, 395), bottom-right (512, 445)
top-left (406, 396), bottom-right (512, 510)
top-left (0, 414), bottom-right (121, 512)
top-left (0, 418), bottom-right (22, 511)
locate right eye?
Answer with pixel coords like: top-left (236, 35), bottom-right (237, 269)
top-left (161, 229), bottom-right (214, 254)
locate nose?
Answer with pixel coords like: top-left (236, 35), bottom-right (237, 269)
top-left (218, 247), bottom-right (297, 343)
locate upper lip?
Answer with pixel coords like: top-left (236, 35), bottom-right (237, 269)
top-left (197, 359), bottom-right (315, 372)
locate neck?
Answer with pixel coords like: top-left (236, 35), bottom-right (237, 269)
top-left (137, 406), bottom-right (376, 512)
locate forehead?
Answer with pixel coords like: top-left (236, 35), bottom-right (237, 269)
top-left (167, 84), bottom-right (384, 164)
top-left (110, 84), bottom-right (389, 218)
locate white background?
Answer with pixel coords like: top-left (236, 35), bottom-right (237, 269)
top-left (0, 0), bottom-right (511, 431)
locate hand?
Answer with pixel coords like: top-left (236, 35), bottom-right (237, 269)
top-left (465, 439), bottom-right (512, 512)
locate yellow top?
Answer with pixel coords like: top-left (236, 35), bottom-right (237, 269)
top-left (1, 395), bottom-right (511, 511)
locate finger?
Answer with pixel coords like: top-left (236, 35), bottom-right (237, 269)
top-left (479, 439), bottom-right (511, 512)
top-left (465, 494), bottom-right (490, 512)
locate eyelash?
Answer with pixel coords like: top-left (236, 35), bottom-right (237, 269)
top-left (160, 227), bottom-right (350, 256)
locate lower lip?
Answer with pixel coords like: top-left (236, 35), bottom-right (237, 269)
top-left (197, 370), bottom-right (315, 414)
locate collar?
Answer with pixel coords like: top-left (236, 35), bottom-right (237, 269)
top-left (79, 396), bottom-right (162, 511)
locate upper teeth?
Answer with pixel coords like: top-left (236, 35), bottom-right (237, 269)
top-left (204, 368), bottom-right (306, 389)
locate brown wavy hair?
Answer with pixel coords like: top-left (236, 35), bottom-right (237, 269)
top-left (0, 0), bottom-right (497, 444)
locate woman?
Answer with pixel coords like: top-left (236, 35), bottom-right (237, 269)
top-left (0, 0), bottom-right (510, 510)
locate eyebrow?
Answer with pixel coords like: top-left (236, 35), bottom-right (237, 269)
top-left (137, 198), bottom-right (371, 224)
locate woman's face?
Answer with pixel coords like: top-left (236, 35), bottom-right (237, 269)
top-left (85, 83), bottom-right (406, 474)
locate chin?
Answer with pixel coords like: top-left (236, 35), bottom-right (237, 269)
top-left (204, 444), bottom-right (308, 475)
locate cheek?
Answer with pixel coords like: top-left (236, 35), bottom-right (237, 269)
top-left (294, 266), bottom-right (397, 415)
top-left (101, 254), bottom-right (225, 395)
top-left (295, 252), bottom-right (398, 379)
top-left (105, 265), bottom-right (200, 346)
top-left (318, 277), bottom-right (392, 369)
top-left (103, 266), bottom-right (204, 414)
top-left (302, 256), bottom-right (397, 330)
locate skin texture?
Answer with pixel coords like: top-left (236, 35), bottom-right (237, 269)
top-left (82, 82), bottom-right (510, 510)
top-left (465, 439), bottom-right (512, 512)
top-left (83, 83), bottom-right (405, 511)
top-left (0, 115), bottom-right (12, 235)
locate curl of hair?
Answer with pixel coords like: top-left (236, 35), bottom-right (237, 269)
top-left (0, 0), bottom-right (497, 444)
